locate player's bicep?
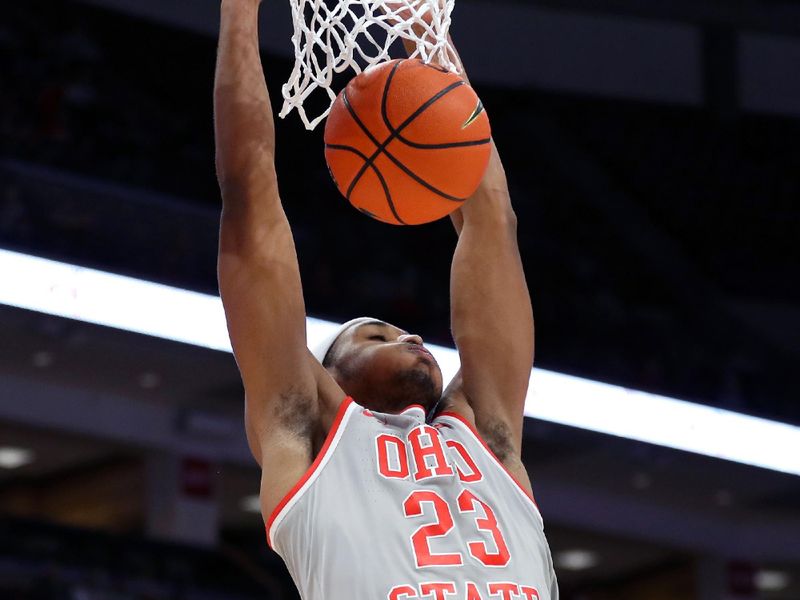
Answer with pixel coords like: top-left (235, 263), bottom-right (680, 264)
top-left (450, 212), bottom-right (534, 449)
top-left (218, 202), bottom-right (317, 436)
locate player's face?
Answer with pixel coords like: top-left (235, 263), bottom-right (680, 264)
top-left (329, 321), bottom-right (443, 413)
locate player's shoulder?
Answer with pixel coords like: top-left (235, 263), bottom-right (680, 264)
top-left (433, 392), bottom-right (533, 499)
top-left (434, 387), bottom-right (519, 465)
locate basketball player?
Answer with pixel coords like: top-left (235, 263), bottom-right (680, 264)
top-left (214, 0), bottom-right (558, 598)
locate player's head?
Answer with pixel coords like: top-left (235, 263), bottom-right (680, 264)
top-left (312, 317), bottom-right (443, 414)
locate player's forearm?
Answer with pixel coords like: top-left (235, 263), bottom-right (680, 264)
top-left (214, 0), bottom-right (276, 196)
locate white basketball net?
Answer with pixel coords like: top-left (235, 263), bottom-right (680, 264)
top-left (280, 0), bottom-right (461, 130)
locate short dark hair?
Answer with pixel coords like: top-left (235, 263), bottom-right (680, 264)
top-left (321, 320), bottom-right (385, 368)
top-left (321, 337), bottom-right (341, 368)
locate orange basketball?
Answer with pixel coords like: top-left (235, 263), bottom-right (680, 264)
top-left (324, 59), bottom-right (491, 225)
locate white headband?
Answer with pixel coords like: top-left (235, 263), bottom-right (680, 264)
top-left (311, 317), bottom-right (383, 365)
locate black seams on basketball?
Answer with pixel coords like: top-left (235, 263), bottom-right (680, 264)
top-left (323, 59), bottom-right (491, 226)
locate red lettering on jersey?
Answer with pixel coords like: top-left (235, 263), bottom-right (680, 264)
top-left (403, 491), bottom-right (463, 567)
top-left (389, 585), bottom-right (418, 600)
top-left (457, 490), bottom-right (511, 566)
top-left (409, 425), bottom-right (454, 480)
top-left (445, 440), bottom-right (483, 483)
top-left (465, 582), bottom-right (484, 600)
top-left (487, 582), bottom-right (520, 600)
top-left (519, 587), bottom-right (540, 600)
top-left (377, 434), bottom-right (410, 479)
top-left (420, 582), bottom-right (457, 600)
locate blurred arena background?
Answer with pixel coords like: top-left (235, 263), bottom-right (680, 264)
top-left (1, 0), bottom-right (799, 598)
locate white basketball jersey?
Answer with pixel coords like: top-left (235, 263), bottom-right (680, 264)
top-left (267, 397), bottom-right (559, 600)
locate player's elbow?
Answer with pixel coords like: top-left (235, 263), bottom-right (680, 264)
top-left (503, 207), bottom-right (518, 232)
top-left (215, 154), bottom-right (246, 199)
top-left (462, 188), bottom-right (517, 235)
top-left (487, 205), bottom-right (518, 238)
top-left (217, 160), bottom-right (279, 210)
top-left (217, 170), bottom-right (247, 203)
top-left (216, 155), bottom-right (269, 191)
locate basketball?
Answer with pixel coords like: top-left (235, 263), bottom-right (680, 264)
top-left (324, 59), bottom-right (492, 225)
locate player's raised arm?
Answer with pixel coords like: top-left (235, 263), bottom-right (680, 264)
top-left (449, 141), bottom-right (533, 455)
top-left (214, 0), bottom-right (319, 465)
top-left (399, 30), bottom-right (533, 460)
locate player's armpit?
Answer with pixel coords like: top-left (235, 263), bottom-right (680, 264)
top-left (440, 371), bottom-right (531, 494)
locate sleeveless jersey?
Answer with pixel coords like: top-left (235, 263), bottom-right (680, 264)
top-left (267, 397), bottom-right (559, 600)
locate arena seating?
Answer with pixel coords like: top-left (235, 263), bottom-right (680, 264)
top-left (0, 518), bottom-right (297, 600)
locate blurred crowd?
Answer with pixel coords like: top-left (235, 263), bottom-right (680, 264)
top-left (0, 0), bottom-right (796, 424)
top-left (0, 2), bottom-right (214, 203)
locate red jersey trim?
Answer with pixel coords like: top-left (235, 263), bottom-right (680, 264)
top-left (400, 404), bottom-right (427, 415)
top-left (436, 411), bottom-right (542, 520)
top-left (266, 396), bottom-right (355, 548)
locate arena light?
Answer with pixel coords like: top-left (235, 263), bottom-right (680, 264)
top-left (0, 447), bottom-right (35, 469)
top-left (755, 570), bottom-right (790, 592)
top-left (554, 550), bottom-right (599, 571)
top-left (1, 248), bottom-right (799, 476)
top-left (239, 495), bottom-right (262, 514)
top-left (0, 249), bottom-right (232, 351)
